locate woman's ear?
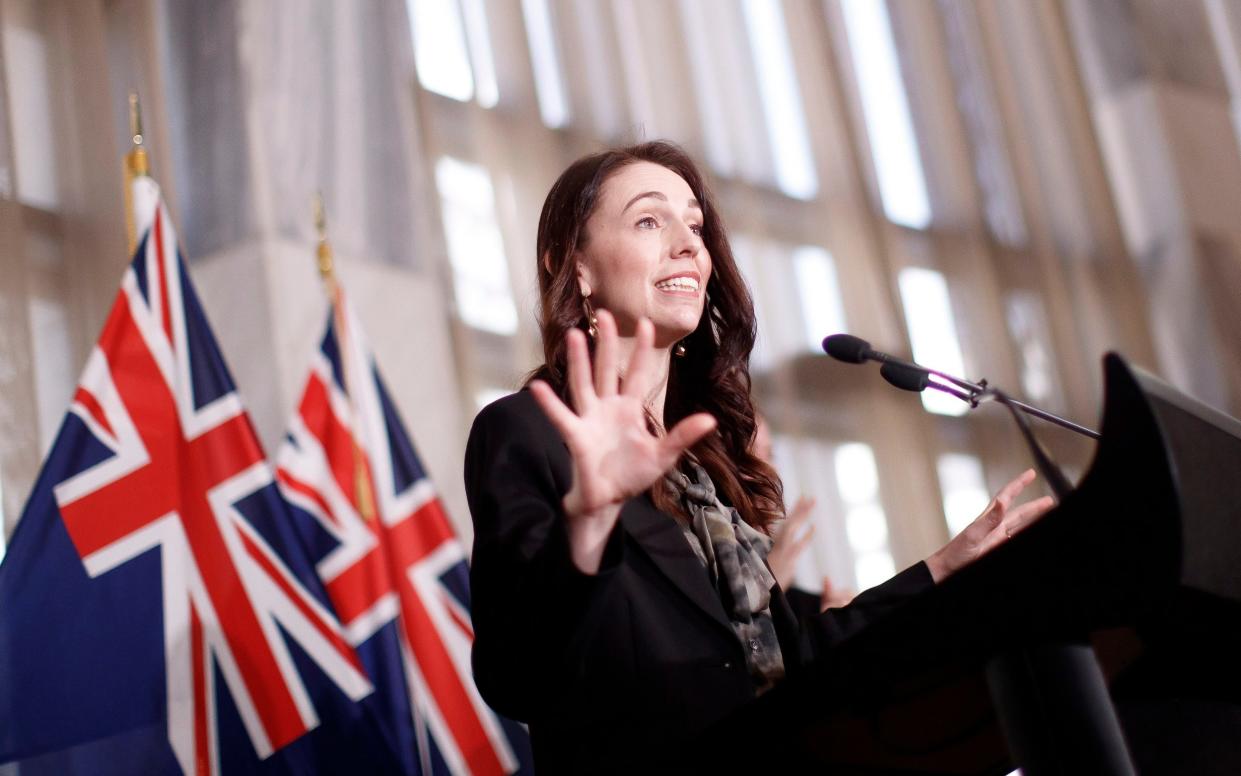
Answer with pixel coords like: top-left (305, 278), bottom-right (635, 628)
top-left (575, 255), bottom-right (594, 298)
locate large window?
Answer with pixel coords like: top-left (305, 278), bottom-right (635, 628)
top-left (835, 442), bottom-right (895, 588)
top-left (840, 0), bottom-right (930, 228)
top-left (730, 233), bottom-right (775, 372)
top-left (409, 0), bottom-right (475, 102)
top-left (521, 0), bottom-right (569, 128)
top-left (898, 267), bottom-right (969, 417)
top-left (937, 452), bottom-right (989, 537)
top-left (434, 157), bottom-right (518, 335)
top-left (741, 0), bottom-right (818, 199)
top-left (792, 246), bottom-right (847, 351)
top-left (4, 1), bottom-right (59, 209)
top-left (734, 237), bottom-right (848, 370)
top-left (1006, 291), bottom-right (1060, 410)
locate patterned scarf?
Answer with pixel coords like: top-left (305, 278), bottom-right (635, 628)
top-left (667, 462), bottom-right (785, 693)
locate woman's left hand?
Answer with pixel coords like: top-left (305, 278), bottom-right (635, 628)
top-left (767, 495), bottom-right (817, 590)
top-left (925, 468), bottom-right (1055, 583)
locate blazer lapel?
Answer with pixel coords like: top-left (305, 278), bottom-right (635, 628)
top-left (619, 495), bottom-right (735, 636)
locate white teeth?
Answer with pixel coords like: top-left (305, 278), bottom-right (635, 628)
top-left (655, 277), bottom-right (700, 292)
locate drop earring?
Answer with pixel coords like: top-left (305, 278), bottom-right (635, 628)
top-left (582, 294), bottom-right (598, 339)
top-left (674, 341), bottom-right (687, 357)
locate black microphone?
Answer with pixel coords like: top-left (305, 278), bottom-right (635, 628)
top-left (880, 362), bottom-right (976, 403)
top-left (879, 361), bottom-right (928, 392)
top-left (822, 334), bottom-right (881, 364)
top-left (823, 334), bottom-right (983, 395)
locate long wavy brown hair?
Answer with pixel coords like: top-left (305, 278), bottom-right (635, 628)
top-left (527, 141), bottom-right (784, 532)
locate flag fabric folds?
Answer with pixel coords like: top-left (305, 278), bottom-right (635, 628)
top-left (0, 187), bottom-right (403, 775)
top-left (275, 289), bottom-right (533, 775)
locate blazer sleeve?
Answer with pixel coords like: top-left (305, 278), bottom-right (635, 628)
top-left (803, 561), bottom-right (935, 656)
top-left (464, 394), bottom-right (625, 722)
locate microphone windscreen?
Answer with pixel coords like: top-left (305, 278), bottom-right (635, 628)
top-left (880, 361), bottom-right (929, 393)
top-left (822, 334), bottom-right (872, 364)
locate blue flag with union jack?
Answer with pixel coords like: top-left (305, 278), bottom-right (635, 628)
top-left (0, 186), bottom-right (405, 774)
top-left (275, 288), bottom-right (533, 775)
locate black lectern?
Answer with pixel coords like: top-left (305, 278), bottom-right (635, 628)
top-left (694, 354), bottom-right (1241, 774)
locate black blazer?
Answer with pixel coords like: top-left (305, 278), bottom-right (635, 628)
top-left (464, 391), bottom-right (933, 774)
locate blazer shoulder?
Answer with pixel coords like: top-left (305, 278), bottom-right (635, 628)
top-left (467, 389), bottom-right (567, 468)
top-left (471, 389), bottom-right (554, 440)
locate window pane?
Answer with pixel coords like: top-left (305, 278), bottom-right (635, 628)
top-left (897, 267), bottom-right (968, 416)
top-left (1006, 291), bottom-right (1060, 409)
top-left (835, 442), bottom-right (879, 505)
top-left (521, 0), bottom-right (569, 128)
top-left (854, 552), bottom-right (896, 590)
top-left (409, 0), bottom-right (475, 102)
top-left (834, 442), bottom-right (895, 588)
top-left (3, 17), bottom-right (59, 209)
top-left (792, 246), bottom-right (847, 352)
top-left (840, 0), bottom-right (930, 228)
top-left (731, 233), bottom-right (775, 372)
top-left (435, 157), bottom-right (518, 335)
top-left (937, 452), bottom-right (989, 537)
top-left (741, 0), bottom-right (818, 199)
top-left (459, 0), bottom-right (498, 107)
top-left (844, 503), bottom-right (888, 553)
top-left (679, 0), bottom-right (736, 175)
top-left (769, 433), bottom-right (825, 593)
top-left (939, 0), bottom-right (1027, 246)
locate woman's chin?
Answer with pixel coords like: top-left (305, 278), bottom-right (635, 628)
top-left (651, 319), bottom-right (700, 349)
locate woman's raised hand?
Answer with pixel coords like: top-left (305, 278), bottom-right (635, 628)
top-left (767, 495), bottom-right (817, 591)
top-left (924, 468), bottom-right (1055, 583)
top-left (529, 310), bottom-right (717, 573)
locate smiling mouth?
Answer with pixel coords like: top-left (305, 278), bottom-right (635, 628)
top-left (654, 276), bottom-right (701, 294)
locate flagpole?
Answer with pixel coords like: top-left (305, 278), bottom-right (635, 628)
top-left (314, 195), bottom-right (377, 522)
top-left (122, 92), bottom-right (150, 255)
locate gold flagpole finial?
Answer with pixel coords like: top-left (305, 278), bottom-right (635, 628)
top-left (126, 92), bottom-right (149, 177)
top-left (123, 91), bottom-right (151, 254)
top-left (129, 92), bottom-right (144, 146)
top-left (313, 192), bottom-right (335, 281)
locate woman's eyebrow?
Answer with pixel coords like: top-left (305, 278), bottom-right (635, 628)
top-left (622, 191), bottom-right (703, 213)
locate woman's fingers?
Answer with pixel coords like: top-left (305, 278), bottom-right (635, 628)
top-left (594, 310), bottom-right (619, 398)
top-left (980, 494), bottom-right (1056, 554)
top-left (659, 412), bottom-right (717, 464)
top-left (1002, 495), bottom-right (1055, 535)
top-left (787, 495), bottom-right (816, 527)
top-left (621, 318), bottom-right (656, 400)
top-left (529, 379), bottom-right (579, 442)
top-left (994, 468), bottom-right (1036, 512)
top-left (565, 328), bottom-right (597, 414)
top-left (786, 522), bottom-right (815, 557)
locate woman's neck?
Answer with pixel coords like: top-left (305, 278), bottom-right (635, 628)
top-left (616, 337), bottom-right (672, 428)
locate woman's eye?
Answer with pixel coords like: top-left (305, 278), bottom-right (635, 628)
top-left (689, 224), bottom-right (704, 236)
top-left (636, 216), bottom-right (659, 229)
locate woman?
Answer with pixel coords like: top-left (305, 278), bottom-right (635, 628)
top-left (464, 141), bottom-right (1051, 773)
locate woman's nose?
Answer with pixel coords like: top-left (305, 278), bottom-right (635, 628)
top-left (670, 222), bottom-right (700, 257)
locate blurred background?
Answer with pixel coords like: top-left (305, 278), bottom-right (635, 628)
top-left (1, 0), bottom-right (1240, 595)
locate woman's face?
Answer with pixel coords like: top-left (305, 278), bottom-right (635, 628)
top-left (576, 161), bottom-right (712, 348)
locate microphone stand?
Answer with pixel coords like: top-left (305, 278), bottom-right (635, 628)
top-left (901, 374), bottom-right (1074, 496)
top-left (877, 360), bottom-right (1100, 441)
